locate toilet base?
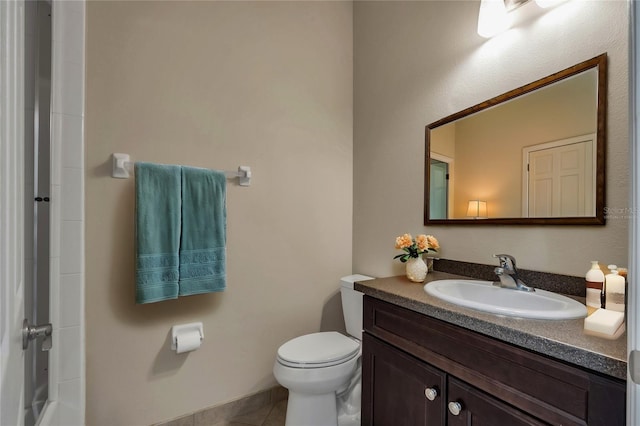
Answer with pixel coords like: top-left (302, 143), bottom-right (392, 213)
top-left (338, 413), bottom-right (360, 426)
top-left (285, 391), bottom-right (338, 426)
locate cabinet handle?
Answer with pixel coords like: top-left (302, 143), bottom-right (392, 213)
top-left (424, 387), bottom-right (438, 401)
top-left (448, 401), bottom-right (463, 416)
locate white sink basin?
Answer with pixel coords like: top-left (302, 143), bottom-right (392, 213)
top-left (424, 279), bottom-right (587, 320)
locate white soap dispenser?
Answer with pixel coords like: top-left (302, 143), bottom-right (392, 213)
top-left (585, 261), bottom-right (605, 308)
top-left (605, 265), bottom-right (626, 313)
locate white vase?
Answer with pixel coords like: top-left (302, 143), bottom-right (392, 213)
top-left (405, 257), bottom-right (428, 283)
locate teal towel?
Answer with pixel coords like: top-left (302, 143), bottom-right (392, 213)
top-left (179, 166), bottom-right (227, 295)
top-left (135, 162), bottom-right (181, 304)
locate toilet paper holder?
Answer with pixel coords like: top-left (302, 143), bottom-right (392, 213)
top-left (171, 322), bottom-right (204, 352)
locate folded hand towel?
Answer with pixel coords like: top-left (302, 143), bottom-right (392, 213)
top-left (179, 166), bottom-right (227, 295)
top-left (135, 162), bottom-right (181, 303)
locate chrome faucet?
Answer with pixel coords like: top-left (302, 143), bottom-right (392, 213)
top-left (493, 254), bottom-right (535, 292)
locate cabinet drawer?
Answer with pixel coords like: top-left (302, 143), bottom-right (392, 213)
top-left (363, 296), bottom-right (625, 425)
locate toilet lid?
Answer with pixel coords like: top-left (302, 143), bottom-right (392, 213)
top-left (277, 332), bottom-right (360, 368)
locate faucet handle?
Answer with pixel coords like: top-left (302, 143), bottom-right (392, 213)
top-left (493, 254), bottom-right (517, 270)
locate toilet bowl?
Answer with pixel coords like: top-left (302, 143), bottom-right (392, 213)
top-left (274, 332), bottom-right (360, 426)
top-left (273, 275), bottom-right (374, 426)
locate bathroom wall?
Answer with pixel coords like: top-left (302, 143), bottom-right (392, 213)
top-left (354, 0), bottom-right (629, 278)
top-left (84, 2), bottom-right (353, 425)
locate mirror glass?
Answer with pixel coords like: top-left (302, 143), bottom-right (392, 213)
top-left (425, 54), bottom-right (606, 225)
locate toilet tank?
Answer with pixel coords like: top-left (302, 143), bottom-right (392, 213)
top-left (340, 274), bottom-right (374, 340)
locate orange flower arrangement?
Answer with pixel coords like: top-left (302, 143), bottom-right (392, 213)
top-left (394, 233), bottom-right (439, 263)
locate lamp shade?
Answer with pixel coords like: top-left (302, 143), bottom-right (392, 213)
top-left (466, 200), bottom-right (488, 218)
top-left (477, 0), bottom-right (511, 38)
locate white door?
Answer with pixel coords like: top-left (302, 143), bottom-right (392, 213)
top-left (524, 136), bottom-right (595, 217)
top-left (0, 1), bottom-right (26, 425)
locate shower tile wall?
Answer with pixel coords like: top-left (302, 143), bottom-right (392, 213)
top-left (48, 1), bottom-right (85, 424)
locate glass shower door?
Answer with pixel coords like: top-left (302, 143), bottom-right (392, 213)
top-left (24, 1), bottom-right (52, 425)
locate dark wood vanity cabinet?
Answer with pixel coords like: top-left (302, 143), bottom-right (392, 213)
top-left (362, 333), bottom-right (445, 424)
top-left (361, 296), bottom-right (626, 426)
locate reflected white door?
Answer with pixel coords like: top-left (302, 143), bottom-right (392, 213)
top-left (0, 1), bottom-right (26, 425)
top-left (525, 137), bottom-right (594, 217)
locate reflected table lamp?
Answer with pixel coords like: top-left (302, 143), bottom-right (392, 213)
top-left (467, 200), bottom-right (488, 219)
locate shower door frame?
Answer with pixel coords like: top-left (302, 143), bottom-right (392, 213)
top-left (1, 1), bottom-right (26, 426)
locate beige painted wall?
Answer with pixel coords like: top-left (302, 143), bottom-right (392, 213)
top-left (354, 1), bottom-right (629, 277)
top-left (430, 123), bottom-right (455, 159)
top-left (85, 2), bottom-right (353, 425)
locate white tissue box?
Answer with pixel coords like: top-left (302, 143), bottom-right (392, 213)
top-left (583, 308), bottom-right (625, 340)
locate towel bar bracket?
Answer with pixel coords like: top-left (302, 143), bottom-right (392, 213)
top-left (238, 166), bottom-right (251, 187)
top-left (112, 153), bottom-right (131, 179)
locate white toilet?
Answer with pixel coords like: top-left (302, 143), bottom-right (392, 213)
top-left (273, 274), bottom-right (374, 426)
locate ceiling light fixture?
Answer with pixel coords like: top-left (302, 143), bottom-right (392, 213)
top-left (477, 0), bottom-right (511, 38)
top-left (535, 0), bottom-right (569, 8)
top-left (478, 0), bottom-right (569, 38)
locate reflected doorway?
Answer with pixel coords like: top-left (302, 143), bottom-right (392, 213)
top-left (429, 156), bottom-right (452, 220)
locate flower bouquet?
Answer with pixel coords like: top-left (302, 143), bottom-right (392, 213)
top-left (394, 233), bottom-right (439, 282)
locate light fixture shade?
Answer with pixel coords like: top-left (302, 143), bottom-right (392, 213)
top-left (477, 0), bottom-right (511, 38)
top-left (535, 0), bottom-right (568, 8)
top-left (467, 200), bottom-right (488, 218)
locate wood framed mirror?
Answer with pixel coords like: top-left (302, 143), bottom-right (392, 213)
top-left (424, 54), bottom-right (607, 225)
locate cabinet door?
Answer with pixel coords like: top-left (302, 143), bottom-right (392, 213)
top-left (362, 333), bottom-right (445, 426)
top-left (446, 377), bottom-right (547, 426)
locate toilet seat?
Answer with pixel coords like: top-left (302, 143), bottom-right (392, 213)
top-left (277, 331), bottom-right (360, 369)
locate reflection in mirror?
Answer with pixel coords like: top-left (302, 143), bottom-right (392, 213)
top-left (425, 54), bottom-right (606, 225)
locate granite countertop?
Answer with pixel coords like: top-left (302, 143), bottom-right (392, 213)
top-left (354, 272), bottom-right (627, 380)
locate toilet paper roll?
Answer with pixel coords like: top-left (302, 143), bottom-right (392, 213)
top-left (175, 330), bottom-right (202, 354)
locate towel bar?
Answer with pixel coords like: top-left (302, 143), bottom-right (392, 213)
top-left (111, 153), bottom-right (251, 186)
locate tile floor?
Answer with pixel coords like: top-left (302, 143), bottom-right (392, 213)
top-left (158, 386), bottom-right (287, 426)
top-left (213, 399), bottom-right (286, 426)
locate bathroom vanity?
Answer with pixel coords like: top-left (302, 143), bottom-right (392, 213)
top-left (356, 273), bottom-right (626, 425)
